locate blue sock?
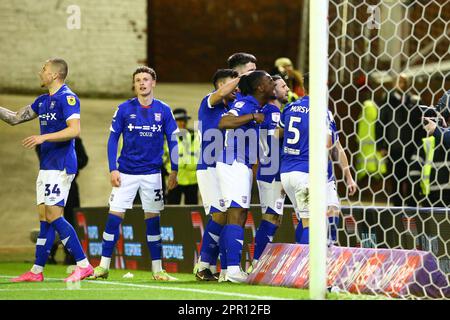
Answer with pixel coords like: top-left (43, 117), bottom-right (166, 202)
top-left (254, 220), bottom-right (278, 260)
top-left (299, 227), bottom-right (309, 244)
top-left (328, 216), bottom-right (340, 244)
top-left (34, 221), bottom-right (55, 267)
top-left (218, 226), bottom-right (228, 270)
top-left (224, 224), bottom-right (244, 268)
top-left (102, 214), bottom-right (123, 258)
top-left (295, 219), bottom-right (304, 244)
top-left (145, 216), bottom-right (162, 261)
top-left (200, 219), bottom-right (223, 265)
top-left (51, 217), bottom-right (86, 262)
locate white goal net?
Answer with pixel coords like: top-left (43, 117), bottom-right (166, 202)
top-left (324, 0), bottom-right (450, 299)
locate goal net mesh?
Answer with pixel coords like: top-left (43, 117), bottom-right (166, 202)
top-left (325, 0), bottom-right (450, 299)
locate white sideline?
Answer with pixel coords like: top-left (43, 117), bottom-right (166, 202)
top-left (0, 275), bottom-right (292, 300)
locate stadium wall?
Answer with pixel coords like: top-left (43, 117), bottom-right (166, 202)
top-left (148, 0), bottom-right (303, 82)
top-left (0, 0), bottom-right (147, 97)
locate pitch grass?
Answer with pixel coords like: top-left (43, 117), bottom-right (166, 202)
top-left (0, 262), bottom-right (384, 300)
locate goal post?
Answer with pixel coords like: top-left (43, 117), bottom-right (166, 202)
top-left (308, 0), bottom-right (330, 300)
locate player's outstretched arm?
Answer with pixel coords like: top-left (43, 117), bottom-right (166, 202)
top-left (331, 140), bottom-right (357, 196)
top-left (22, 118), bottom-right (80, 148)
top-left (219, 112), bottom-right (264, 129)
top-left (0, 105), bottom-right (37, 126)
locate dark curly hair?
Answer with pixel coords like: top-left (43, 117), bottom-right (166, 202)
top-left (238, 70), bottom-right (269, 96)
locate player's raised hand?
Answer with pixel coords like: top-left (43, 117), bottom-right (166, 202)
top-left (167, 171), bottom-right (178, 190)
top-left (110, 170), bottom-right (121, 187)
top-left (253, 113), bottom-right (265, 124)
top-left (22, 135), bottom-right (45, 149)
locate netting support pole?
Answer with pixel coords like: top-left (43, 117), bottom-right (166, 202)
top-left (309, 0), bottom-right (329, 300)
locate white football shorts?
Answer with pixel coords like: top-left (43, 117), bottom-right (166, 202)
top-left (197, 167), bottom-right (226, 215)
top-left (36, 170), bottom-right (75, 207)
top-left (109, 172), bottom-right (164, 213)
top-left (216, 160), bottom-right (253, 209)
top-left (280, 171), bottom-right (340, 219)
top-left (257, 179), bottom-right (285, 215)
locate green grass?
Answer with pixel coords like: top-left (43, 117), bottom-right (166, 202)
top-left (0, 263), bottom-right (382, 300)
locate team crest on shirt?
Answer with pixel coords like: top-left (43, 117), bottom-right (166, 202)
top-left (66, 95), bottom-right (76, 106)
top-left (154, 113), bottom-right (161, 121)
top-left (242, 196), bottom-right (248, 204)
top-left (219, 199), bottom-right (225, 208)
top-left (234, 102), bottom-right (245, 109)
top-left (50, 101), bottom-right (56, 110)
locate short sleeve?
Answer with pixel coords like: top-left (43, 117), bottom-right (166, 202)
top-left (228, 101), bottom-right (249, 117)
top-left (62, 94), bottom-right (81, 121)
top-left (30, 97), bottom-right (41, 114)
top-left (327, 110), bottom-right (339, 143)
top-left (262, 105), bottom-right (280, 134)
top-left (206, 93), bottom-right (217, 109)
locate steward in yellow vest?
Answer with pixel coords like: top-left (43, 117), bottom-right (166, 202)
top-left (356, 100), bottom-right (387, 180)
top-left (164, 108), bottom-right (200, 204)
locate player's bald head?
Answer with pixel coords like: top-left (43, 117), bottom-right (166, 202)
top-left (46, 58), bottom-right (68, 81)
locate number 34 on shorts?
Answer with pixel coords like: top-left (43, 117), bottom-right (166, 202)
top-left (36, 170), bottom-right (75, 206)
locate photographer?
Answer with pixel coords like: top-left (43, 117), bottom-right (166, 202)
top-left (423, 90), bottom-right (450, 147)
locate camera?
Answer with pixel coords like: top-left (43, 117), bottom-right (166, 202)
top-left (419, 105), bottom-right (444, 127)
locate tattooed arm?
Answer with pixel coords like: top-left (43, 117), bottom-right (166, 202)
top-left (0, 105), bottom-right (37, 126)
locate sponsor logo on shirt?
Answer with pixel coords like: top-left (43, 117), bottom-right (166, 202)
top-left (39, 113), bottom-right (57, 121)
top-left (130, 114), bottom-right (136, 119)
top-left (66, 95), bottom-right (77, 106)
top-left (283, 146), bottom-right (300, 155)
top-left (127, 123), bottom-right (162, 133)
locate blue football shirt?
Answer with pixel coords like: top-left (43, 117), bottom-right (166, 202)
top-left (197, 93), bottom-right (230, 170)
top-left (31, 84), bottom-right (80, 174)
top-left (280, 96), bottom-right (335, 181)
top-left (217, 95), bottom-right (262, 168)
top-left (257, 103), bottom-right (282, 183)
top-left (109, 98), bottom-right (179, 175)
